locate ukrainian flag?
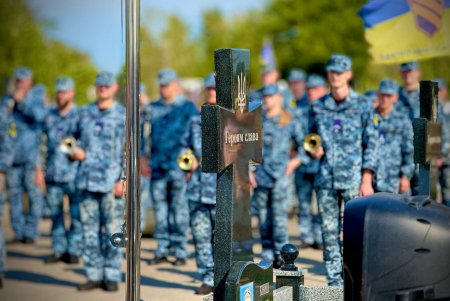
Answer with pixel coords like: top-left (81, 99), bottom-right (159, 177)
top-left (359, 0), bottom-right (450, 64)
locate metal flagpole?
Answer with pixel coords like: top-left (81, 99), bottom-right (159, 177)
top-left (125, 0), bottom-right (141, 300)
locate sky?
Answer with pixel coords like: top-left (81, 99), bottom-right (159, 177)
top-left (27, 0), bottom-right (261, 74)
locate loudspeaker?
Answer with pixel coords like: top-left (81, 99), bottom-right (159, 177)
top-left (343, 193), bottom-right (450, 301)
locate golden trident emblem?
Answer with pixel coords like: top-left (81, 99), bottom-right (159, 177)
top-left (237, 72), bottom-right (246, 113)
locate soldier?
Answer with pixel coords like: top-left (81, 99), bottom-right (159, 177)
top-left (295, 74), bottom-right (328, 249)
top-left (249, 84), bottom-right (309, 268)
top-left (140, 83), bottom-right (152, 231)
top-left (364, 89), bottom-right (378, 109)
top-left (308, 54), bottom-right (378, 286)
top-left (249, 64), bottom-right (293, 109)
top-left (287, 68), bottom-right (308, 109)
top-left (434, 78), bottom-right (450, 206)
top-left (42, 77), bottom-right (82, 264)
top-left (2, 67), bottom-right (46, 244)
top-left (181, 72), bottom-right (217, 295)
top-left (396, 61), bottom-right (421, 121)
top-left (143, 68), bottom-right (199, 266)
top-left (0, 89), bottom-right (16, 288)
top-left (70, 72), bottom-right (125, 292)
top-left (372, 79), bottom-right (414, 194)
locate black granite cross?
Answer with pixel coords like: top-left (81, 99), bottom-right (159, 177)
top-left (413, 80), bottom-right (442, 199)
top-left (201, 48), bottom-right (263, 299)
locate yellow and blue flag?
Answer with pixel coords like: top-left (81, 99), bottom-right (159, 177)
top-left (359, 0), bottom-right (450, 64)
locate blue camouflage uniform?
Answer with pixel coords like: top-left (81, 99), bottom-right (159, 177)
top-left (435, 78), bottom-right (450, 206)
top-left (181, 73), bottom-right (217, 287)
top-left (294, 74), bottom-right (325, 247)
top-left (0, 98), bottom-right (15, 278)
top-left (76, 72), bottom-right (126, 283)
top-left (147, 69), bottom-right (199, 260)
top-left (253, 84), bottom-right (310, 262)
top-left (182, 114), bottom-right (217, 287)
top-left (287, 69), bottom-right (308, 110)
top-left (43, 77), bottom-right (82, 257)
top-left (309, 54), bottom-right (378, 287)
top-left (372, 79), bottom-right (415, 193)
top-left (2, 68), bottom-right (46, 241)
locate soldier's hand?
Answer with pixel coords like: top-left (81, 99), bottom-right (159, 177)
top-left (140, 157), bottom-right (151, 177)
top-left (399, 177), bottom-right (410, 193)
top-left (190, 156), bottom-right (199, 172)
top-left (285, 158), bottom-right (301, 175)
top-left (436, 159), bottom-right (443, 168)
top-left (249, 172), bottom-right (257, 189)
top-left (113, 180), bottom-right (125, 197)
top-left (69, 147), bottom-right (86, 161)
top-left (359, 170), bottom-right (374, 196)
top-left (310, 147), bottom-right (324, 159)
top-left (34, 166), bottom-right (45, 190)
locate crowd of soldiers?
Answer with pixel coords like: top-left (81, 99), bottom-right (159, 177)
top-left (0, 53), bottom-right (449, 295)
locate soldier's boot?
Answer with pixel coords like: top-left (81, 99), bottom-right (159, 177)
top-left (44, 253), bottom-right (63, 264)
top-left (21, 237), bottom-right (34, 244)
top-left (172, 258), bottom-right (186, 266)
top-left (195, 283), bottom-right (213, 295)
top-left (77, 280), bottom-right (102, 291)
top-left (148, 255), bottom-right (168, 265)
top-left (0, 277), bottom-right (3, 289)
top-left (62, 253), bottom-right (80, 264)
top-left (101, 280), bottom-right (118, 292)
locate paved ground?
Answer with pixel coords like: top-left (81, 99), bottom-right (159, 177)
top-left (0, 207), bottom-right (326, 301)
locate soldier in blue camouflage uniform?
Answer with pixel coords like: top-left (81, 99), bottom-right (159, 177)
top-left (364, 89), bottom-right (378, 109)
top-left (70, 72), bottom-right (125, 292)
top-left (295, 74), bottom-right (327, 249)
top-left (249, 64), bottom-right (294, 109)
top-left (372, 79), bottom-right (414, 194)
top-left (250, 84), bottom-right (310, 268)
top-left (395, 62), bottom-right (421, 195)
top-left (144, 68), bottom-right (199, 266)
top-left (179, 72), bottom-right (217, 295)
top-left (139, 83), bottom-right (152, 231)
top-left (0, 91), bottom-right (16, 288)
top-left (287, 68), bottom-right (308, 110)
top-left (42, 77), bottom-right (82, 264)
top-left (308, 54), bottom-right (378, 287)
top-left (434, 78), bottom-right (450, 206)
top-left (2, 67), bottom-right (47, 244)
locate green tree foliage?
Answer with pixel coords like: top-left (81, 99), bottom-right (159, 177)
top-left (0, 0), bottom-right (97, 105)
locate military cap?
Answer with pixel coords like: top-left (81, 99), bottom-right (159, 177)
top-left (14, 67), bottom-right (33, 80)
top-left (378, 79), bottom-right (399, 95)
top-left (364, 89), bottom-right (377, 102)
top-left (432, 78), bottom-right (447, 90)
top-left (95, 71), bottom-right (116, 86)
top-left (325, 54), bottom-right (352, 73)
top-left (262, 63), bottom-right (276, 74)
top-left (306, 74), bottom-right (326, 88)
top-left (287, 68), bottom-right (306, 82)
top-left (157, 68), bottom-right (178, 85)
top-left (204, 72), bottom-right (215, 88)
top-left (56, 76), bottom-right (75, 92)
top-left (400, 61), bottom-right (420, 71)
top-left (262, 84), bottom-right (280, 97)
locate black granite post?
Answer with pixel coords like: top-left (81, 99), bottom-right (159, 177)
top-left (413, 81), bottom-right (441, 199)
top-left (201, 48), bottom-right (264, 300)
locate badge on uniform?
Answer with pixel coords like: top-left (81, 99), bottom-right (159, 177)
top-left (379, 130), bottom-right (386, 143)
top-left (373, 114), bottom-right (380, 129)
top-left (94, 120), bottom-right (103, 136)
top-left (56, 126), bottom-right (64, 139)
top-left (333, 119), bottom-right (342, 134)
top-left (289, 99), bottom-right (296, 109)
top-left (9, 122), bottom-right (17, 138)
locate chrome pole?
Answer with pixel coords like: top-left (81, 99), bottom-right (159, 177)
top-left (125, 0), bottom-right (141, 300)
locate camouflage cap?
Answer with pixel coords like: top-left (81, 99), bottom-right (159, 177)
top-left (400, 61), bottom-right (420, 72)
top-left (325, 54), bottom-right (352, 73)
top-left (158, 68), bottom-right (178, 85)
top-left (204, 72), bottom-right (216, 88)
top-left (378, 79), bottom-right (399, 95)
top-left (14, 67), bottom-right (33, 80)
top-left (432, 78), bottom-right (447, 90)
top-left (262, 84), bottom-right (280, 97)
top-left (364, 89), bottom-right (377, 102)
top-left (306, 74), bottom-right (326, 88)
top-left (56, 76), bottom-right (75, 92)
top-left (287, 68), bottom-right (306, 82)
top-left (95, 71), bottom-right (116, 86)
